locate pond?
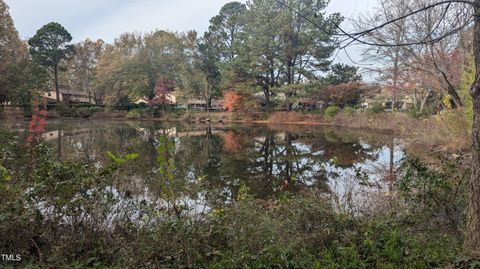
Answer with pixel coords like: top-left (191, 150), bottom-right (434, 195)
top-left (5, 119), bottom-right (463, 268)
top-left (1, 119), bottom-right (404, 211)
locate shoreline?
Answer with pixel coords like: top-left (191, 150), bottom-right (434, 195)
top-left (0, 110), bottom-right (443, 135)
top-left (1, 110), bottom-right (468, 153)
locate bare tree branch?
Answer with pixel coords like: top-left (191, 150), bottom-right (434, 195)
top-left (276, 0), bottom-right (474, 48)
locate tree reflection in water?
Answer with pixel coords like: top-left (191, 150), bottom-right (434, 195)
top-left (38, 121), bottom-right (404, 210)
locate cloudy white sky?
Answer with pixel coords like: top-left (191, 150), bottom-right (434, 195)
top-left (5, 0), bottom-right (378, 66)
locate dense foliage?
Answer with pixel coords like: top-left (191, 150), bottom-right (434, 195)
top-left (0, 0), bottom-right (39, 107)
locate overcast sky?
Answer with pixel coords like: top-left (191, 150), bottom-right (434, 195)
top-left (5, 0), bottom-right (378, 67)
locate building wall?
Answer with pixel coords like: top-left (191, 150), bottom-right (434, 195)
top-left (43, 90), bottom-right (94, 104)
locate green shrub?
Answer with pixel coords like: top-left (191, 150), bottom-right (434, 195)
top-left (366, 103), bottom-right (384, 115)
top-left (56, 104), bottom-right (77, 117)
top-left (126, 109), bottom-right (142, 119)
top-left (343, 107), bottom-right (356, 116)
top-left (206, 194), bottom-right (460, 269)
top-left (89, 106), bottom-right (104, 113)
top-left (324, 106), bottom-right (340, 119)
top-left (55, 105), bottom-right (102, 117)
top-left (397, 155), bottom-right (468, 232)
top-left (317, 221), bottom-right (459, 269)
top-left (76, 107), bottom-right (93, 117)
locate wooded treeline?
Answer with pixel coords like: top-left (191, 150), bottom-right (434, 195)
top-left (2, 0), bottom-right (474, 114)
top-left (0, 0), bottom-right (366, 111)
top-left (1, 0), bottom-right (475, 114)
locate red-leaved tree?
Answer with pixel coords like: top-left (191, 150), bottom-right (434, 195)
top-left (317, 82), bottom-right (368, 108)
top-left (26, 97), bottom-right (47, 145)
top-left (149, 79), bottom-right (174, 107)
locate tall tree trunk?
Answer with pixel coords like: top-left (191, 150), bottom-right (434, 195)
top-left (286, 63), bottom-right (294, 112)
top-left (420, 89), bottom-right (433, 113)
top-left (446, 81), bottom-right (463, 109)
top-left (427, 43), bottom-right (463, 109)
top-left (263, 85), bottom-right (270, 110)
top-left (466, 0), bottom-right (480, 252)
top-left (392, 44), bottom-right (400, 113)
top-left (392, 91), bottom-right (397, 112)
top-left (285, 91), bottom-right (293, 112)
top-left (392, 56), bottom-right (398, 113)
top-left (54, 64), bottom-right (60, 103)
top-left (205, 96), bottom-right (211, 112)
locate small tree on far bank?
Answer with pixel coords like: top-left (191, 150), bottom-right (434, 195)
top-left (150, 79), bottom-right (174, 113)
top-left (223, 90), bottom-right (258, 111)
top-left (28, 22), bottom-right (74, 103)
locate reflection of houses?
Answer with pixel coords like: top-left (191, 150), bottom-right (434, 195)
top-left (134, 127), bottom-right (221, 142)
top-left (42, 129), bottom-right (93, 141)
top-left (43, 88), bottom-right (94, 104)
top-left (42, 130), bottom-right (61, 141)
top-left (174, 129), bottom-right (221, 138)
top-left (254, 133), bottom-right (286, 144)
top-left (362, 88), bottom-right (414, 111)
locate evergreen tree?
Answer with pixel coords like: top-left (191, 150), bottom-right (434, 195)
top-left (28, 22), bottom-right (74, 103)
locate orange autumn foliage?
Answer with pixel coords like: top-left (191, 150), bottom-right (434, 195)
top-left (223, 90), bottom-right (259, 111)
top-left (221, 131), bottom-right (244, 154)
top-left (223, 90), bottom-right (244, 111)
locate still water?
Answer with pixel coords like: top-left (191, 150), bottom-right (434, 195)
top-left (1, 119), bottom-right (404, 210)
